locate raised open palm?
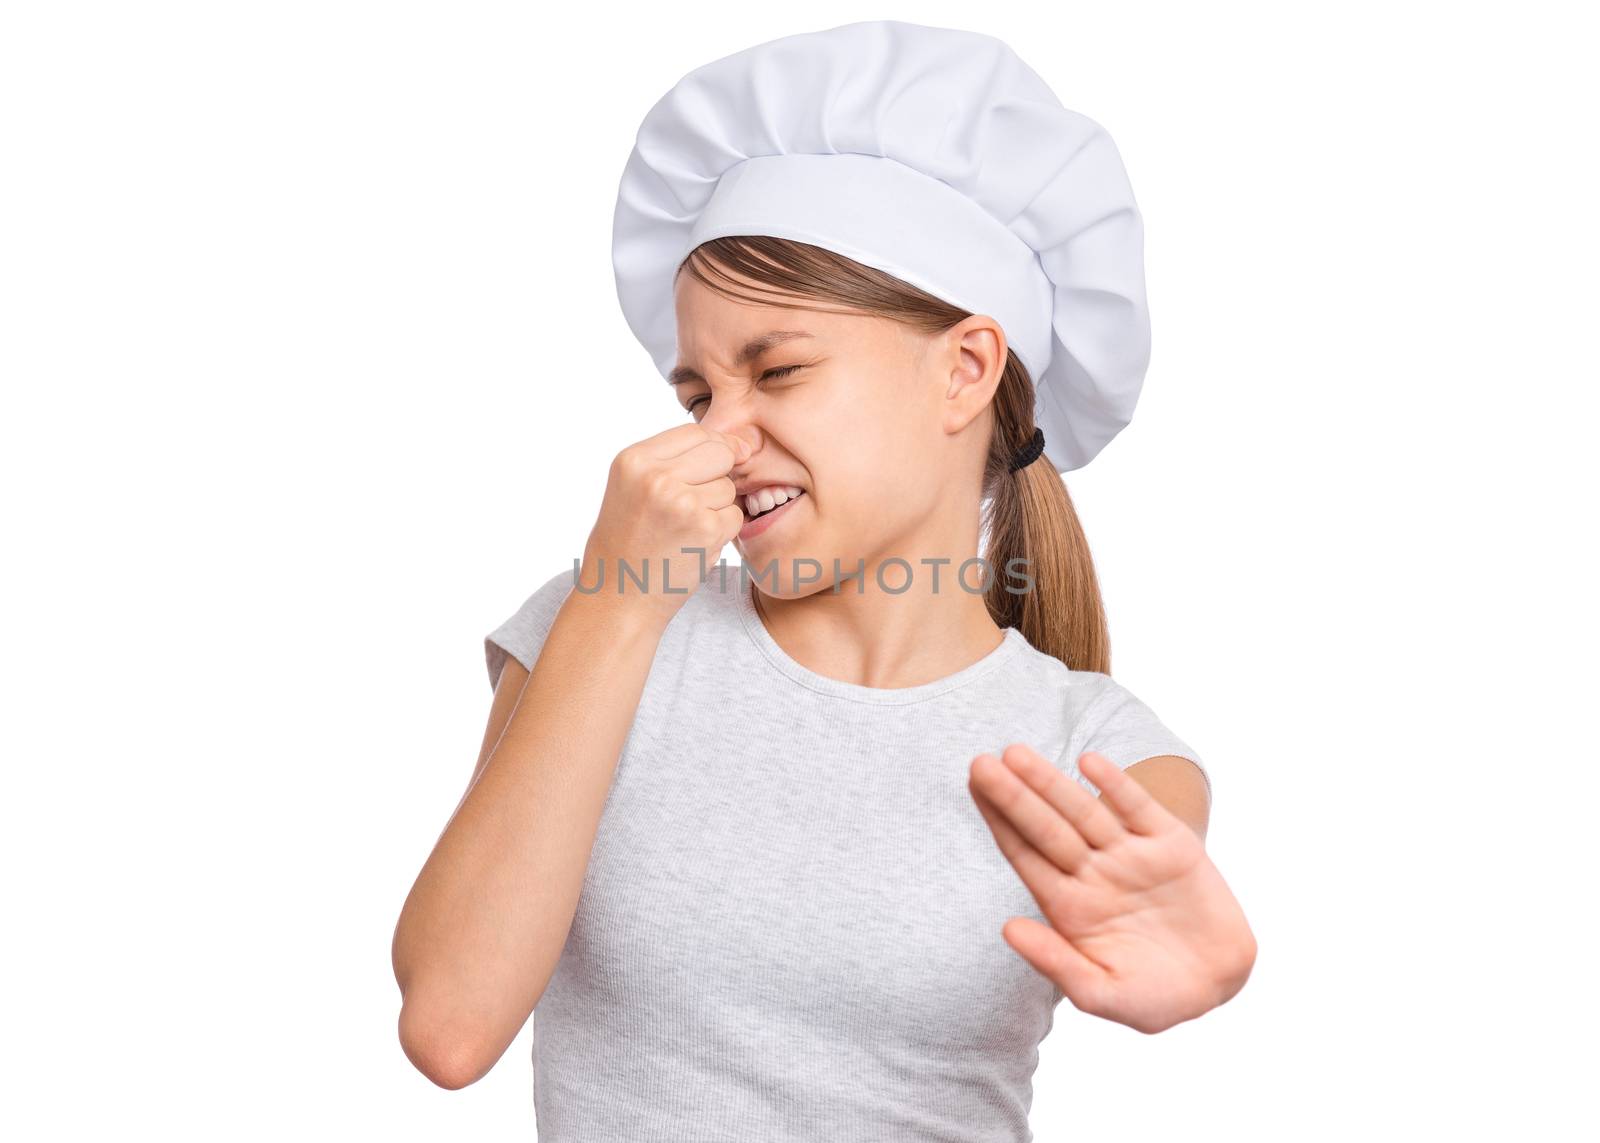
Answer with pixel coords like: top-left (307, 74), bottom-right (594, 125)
top-left (968, 744), bottom-right (1256, 1034)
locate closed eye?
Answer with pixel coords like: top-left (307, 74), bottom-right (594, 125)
top-left (685, 364), bottom-right (804, 416)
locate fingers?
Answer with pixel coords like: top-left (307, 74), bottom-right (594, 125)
top-left (716, 426), bottom-right (757, 459)
top-left (987, 743), bottom-right (1128, 853)
top-left (1000, 916), bottom-right (1112, 1015)
top-left (647, 423), bottom-right (753, 465)
top-left (649, 429), bottom-right (747, 546)
top-left (711, 501), bottom-right (745, 544)
top-left (971, 754), bottom-right (1093, 875)
top-left (968, 774), bottom-right (1071, 897)
top-left (656, 439), bottom-right (739, 489)
top-left (688, 473), bottom-right (737, 510)
top-left (1077, 750), bottom-right (1169, 837)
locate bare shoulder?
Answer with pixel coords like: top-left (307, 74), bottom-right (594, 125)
top-left (1121, 754), bottom-right (1211, 841)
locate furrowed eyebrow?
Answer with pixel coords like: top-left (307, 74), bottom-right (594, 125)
top-left (668, 330), bottom-right (814, 387)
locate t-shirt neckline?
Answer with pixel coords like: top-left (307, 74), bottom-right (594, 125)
top-left (732, 573), bottom-right (1026, 705)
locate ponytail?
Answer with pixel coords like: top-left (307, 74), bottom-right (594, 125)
top-left (982, 359), bottom-right (1111, 674)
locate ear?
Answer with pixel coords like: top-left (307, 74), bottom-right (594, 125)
top-left (939, 314), bottom-right (1008, 436)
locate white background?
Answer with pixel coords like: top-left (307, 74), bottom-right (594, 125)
top-left (4, 2), bottom-right (1595, 1139)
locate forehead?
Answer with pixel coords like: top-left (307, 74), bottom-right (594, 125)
top-left (668, 314), bottom-right (817, 388)
top-left (674, 266), bottom-right (808, 330)
top-left (672, 272), bottom-right (817, 367)
top-left (671, 270), bottom-right (889, 360)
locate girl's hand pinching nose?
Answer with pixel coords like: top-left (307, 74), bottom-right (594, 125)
top-left (578, 423), bottom-right (754, 627)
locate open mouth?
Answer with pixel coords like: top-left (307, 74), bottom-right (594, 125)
top-left (742, 489), bottom-right (806, 521)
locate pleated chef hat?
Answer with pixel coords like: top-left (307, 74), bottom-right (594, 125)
top-left (611, 19), bottom-right (1152, 472)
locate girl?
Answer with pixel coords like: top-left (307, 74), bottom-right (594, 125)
top-left (393, 20), bottom-right (1255, 1141)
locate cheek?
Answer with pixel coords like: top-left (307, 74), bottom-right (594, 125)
top-left (815, 453), bottom-right (924, 527)
top-left (789, 371), bottom-right (931, 511)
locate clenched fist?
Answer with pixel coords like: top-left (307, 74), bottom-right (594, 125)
top-left (577, 423), bottom-right (754, 628)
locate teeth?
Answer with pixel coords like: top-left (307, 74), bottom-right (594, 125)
top-left (743, 485), bottom-right (804, 517)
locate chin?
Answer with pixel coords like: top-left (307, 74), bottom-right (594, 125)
top-left (738, 545), bottom-right (864, 601)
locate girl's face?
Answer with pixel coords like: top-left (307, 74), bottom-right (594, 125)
top-left (671, 268), bottom-right (1004, 597)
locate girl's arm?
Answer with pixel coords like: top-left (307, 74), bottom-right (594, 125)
top-left (1122, 755), bottom-right (1211, 841)
top-left (393, 422), bottom-right (748, 1088)
top-left (391, 591), bottom-right (668, 1089)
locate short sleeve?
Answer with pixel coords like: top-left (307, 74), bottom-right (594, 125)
top-left (1064, 674), bottom-right (1210, 801)
top-left (483, 567), bottom-right (578, 692)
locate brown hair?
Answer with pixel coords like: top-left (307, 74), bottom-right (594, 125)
top-left (678, 235), bottom-right (1111, 675)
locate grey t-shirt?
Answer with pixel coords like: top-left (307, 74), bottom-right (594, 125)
top-left (483, 563), bottom-right (1208, 1142)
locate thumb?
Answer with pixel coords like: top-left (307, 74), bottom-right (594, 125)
top-left (724, 427), bottom-right (757, 461)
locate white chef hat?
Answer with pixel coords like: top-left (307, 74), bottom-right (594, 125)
top-left (611, 19), bottom-right (1152, 472)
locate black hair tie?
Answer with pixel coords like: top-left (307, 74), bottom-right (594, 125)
top-left (1007, 427), bottom-right (1046, 474)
